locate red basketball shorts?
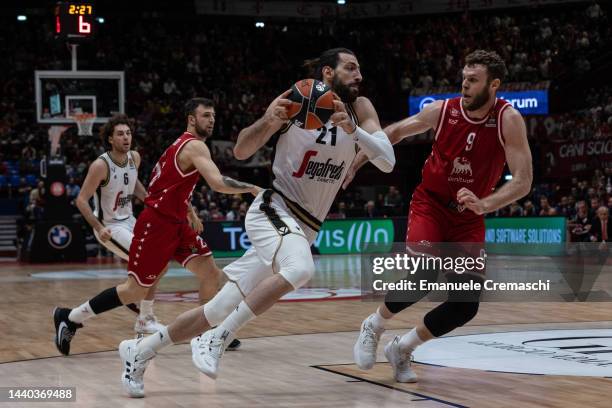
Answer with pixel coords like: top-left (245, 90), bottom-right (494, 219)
top-left (406, 187), bottom-right (485, 272)
top-left (128, 207), bottom-right (212, 287)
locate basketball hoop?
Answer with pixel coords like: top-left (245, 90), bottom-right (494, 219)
top-left (74, 113), bottom-right (96, 136)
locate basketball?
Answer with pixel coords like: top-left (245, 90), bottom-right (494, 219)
top-left (286, 79), bottom-right (335, 130)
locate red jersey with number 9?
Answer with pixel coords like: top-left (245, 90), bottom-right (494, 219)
top-left (419, 97), bottom-right (511, 206)
top-left (145, 132), bottom-right (200, 221)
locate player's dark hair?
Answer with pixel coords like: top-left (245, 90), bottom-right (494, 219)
top-left (304, 48), bottom-right (356, 80)
top-left (99, 114), bottom-right (134, 148)
top-left (184, 97), bottom-right (214, 119)
top-left (465, 50), bottom-right (508, 82)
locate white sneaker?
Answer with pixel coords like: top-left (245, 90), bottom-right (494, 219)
top-left (119, 338), bottom-right (156, 397)
top-left (353, 317), bottom-right (382, 370)
top-left (134, 314), bottom-right (165, 334)
top-left (384, 336), bottom-right (417, 383)
top-left (191, 328), bottom-right (232, 379)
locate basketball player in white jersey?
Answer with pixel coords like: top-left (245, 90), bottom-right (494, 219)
top-left (117, 48), bottom-right (395, 395)
top-left (72, 114), bottom-right (165, 335)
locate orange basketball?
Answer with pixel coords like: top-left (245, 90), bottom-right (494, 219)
top-left (287, 79), bottom-right (335, 130)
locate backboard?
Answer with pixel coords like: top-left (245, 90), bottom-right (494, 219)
top-left (35, 70), bottom-right (125, 124)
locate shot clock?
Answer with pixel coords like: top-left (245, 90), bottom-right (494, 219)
top-left (54, 2), bottom-right (96, 40)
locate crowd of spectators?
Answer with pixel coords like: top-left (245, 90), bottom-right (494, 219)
top-left (491, 169), bottom-right (611, 243)
top-left (0, 3), bottom-right (610, 225)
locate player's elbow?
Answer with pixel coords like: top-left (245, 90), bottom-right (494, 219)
top-left (371, 156), bottom-right (395, 173)
top-left (206, 174), bottom-right (226, 193)
top-left (208, 180), bottom-right (224, 193)
top-left (519, 179), bottom-right (532, 198)
top-left (75, 196), bottom-right (87, 212)
top-left (514, 175), bottom-right (532, 199)
top-left (233, 145), bottom-right (251, 161)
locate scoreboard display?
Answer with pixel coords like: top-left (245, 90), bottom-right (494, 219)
top-left (54, 2), bottom-right (95, 40)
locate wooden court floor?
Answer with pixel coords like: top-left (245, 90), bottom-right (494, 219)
top-left (0, 257), bottom-right (611, 407)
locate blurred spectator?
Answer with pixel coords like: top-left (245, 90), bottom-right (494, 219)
top-left (16, 177), bottom-right (32, 197)
top-left (28, 180), bottom-right (45, 219)
top-left (590, 197), bottom-right (601, 217)
top-left (569, 200), bottom-right (592, 242)
top-left (556, 196), bottom-right (570, 217)
top-left (225, 198), bottom-right (241, 221)
top-left (364, 200), bottom-right (381, 218)
top-left (208, 202), bottom-right (224, 221)
top-left (327, 201), bottom-right (348, 219)
top-left (21, 145), bottom-right (36, 160)
top-left (384, 186), bottom-right (403, 215)
top-left (539, 196), bottom-right (558, 216)
top-left (590, 206), bottom-right (610, 243)
top-left (508, 201), bottom-right (524, 216)
top-left (523, 200), bottom-right (536, 216)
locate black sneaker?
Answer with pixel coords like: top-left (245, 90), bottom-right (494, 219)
top-left (226, 338), bottom-right (241, 351)
top-left (53, 307), bottom-right (82, 356)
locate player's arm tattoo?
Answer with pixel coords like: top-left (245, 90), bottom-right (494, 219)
top-left (222, 176), bottom-right (254, 190)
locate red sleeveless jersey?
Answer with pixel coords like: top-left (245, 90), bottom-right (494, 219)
top-left (419, 97), bottom-right (511, 207)
top-left (145, 132), bottom-right (200, 221)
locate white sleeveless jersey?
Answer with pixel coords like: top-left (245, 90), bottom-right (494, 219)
top-left (93, 151), bottom-right (138, 223)
top-left (271, 104), bottom-right (358, 230)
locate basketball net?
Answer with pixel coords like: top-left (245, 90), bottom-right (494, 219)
top-left (74, 113), bottom-right (96, 136)
top-left (48, 125), bottom-right (70, 157)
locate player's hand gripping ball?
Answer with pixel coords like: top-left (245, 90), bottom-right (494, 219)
top-left (286, 79), bottom-right (335, 130)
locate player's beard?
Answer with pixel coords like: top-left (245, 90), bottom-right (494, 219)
top-left (463, 86), bottom-right (492, 111)
top-left (194, 123), bottom-right (212, 139)
top-left (332, 76), bottom-right (359, 103)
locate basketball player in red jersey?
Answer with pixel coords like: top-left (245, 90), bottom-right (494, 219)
top-left (53, 98), bottom-right (260, 361)
top-left (351, 50), bottom-right (533, 382)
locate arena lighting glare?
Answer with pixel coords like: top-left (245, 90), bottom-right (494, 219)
top-left (17, 15), bottom-right (27, 21)
top-left (505, 174), bottom-right (513, 181)
top-left (338, 0), bottom-right (346, 5)
top-left (255, 21), bottom-right (264, 28)
top-left (96, 17), bottom-right (104, 23)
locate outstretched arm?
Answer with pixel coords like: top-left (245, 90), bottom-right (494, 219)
top-left (184, 140), bottom-right (261, 196)
top-left (384, 99), bottom-right (443, 144)
top-left (342, 100), bottom-right (443, 189)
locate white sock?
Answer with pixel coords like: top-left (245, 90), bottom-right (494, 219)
top-left (138, 326), bottom-right (173, 353)
top-left (140, 299), bottom-right (154, 316)
top-left (219, 301), bottom-right (256, 336)
top-left (368, 309), bottom-right (387, 332)
top-left (68, 301), bottom-right (95, 324)
top-left (398, 328), bottom-right (425, 354)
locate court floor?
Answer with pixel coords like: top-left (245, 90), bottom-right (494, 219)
top-left (0, 254), bottom-right (610, 407)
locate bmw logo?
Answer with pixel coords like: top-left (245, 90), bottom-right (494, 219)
top-left (48, 224), bottom-right (72, 249)
top-left (419, 97), bottom-right (436, 111)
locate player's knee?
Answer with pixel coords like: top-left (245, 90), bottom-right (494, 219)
top-left (279, 254), bottom-right (315, 290)
top-left (384, 299), bottom-right (415, 314)
top-left (424, 301), bottom-right (480, 337)
top-left (187, 255), bottom-right (220, 280)
top-left (118, 278), bottom-right (149, 303)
